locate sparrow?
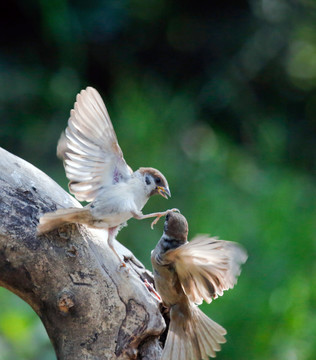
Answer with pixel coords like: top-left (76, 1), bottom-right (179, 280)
top-left (37, 87), bottom-right (177, 262)
top-left (151, 211), bottom-right (247, 359)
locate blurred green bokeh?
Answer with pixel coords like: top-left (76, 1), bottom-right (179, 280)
top-left (1, 0), bottom-right (316, 359)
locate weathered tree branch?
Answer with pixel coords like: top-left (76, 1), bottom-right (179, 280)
top-left (0, 147), bottom-right (165, 359)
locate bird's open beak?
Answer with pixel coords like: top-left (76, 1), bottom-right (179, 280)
top-left (157, 186), bottom-right (171, 199)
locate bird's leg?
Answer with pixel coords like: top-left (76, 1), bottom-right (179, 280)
top-left (132, 209), bottom-right (180, 229)
top-left (108, 227), bottom-right (126, 267)
top-left (144, 279), bottom-right (162, 301)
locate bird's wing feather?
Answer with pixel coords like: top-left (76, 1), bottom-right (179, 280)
top-left (60, 87), bottom-right (132, 202)
top-left (164, 235), bottom-right (247, 304)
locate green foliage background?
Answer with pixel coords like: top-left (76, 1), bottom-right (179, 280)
top-left (1, 1), bottom-right (316, 359)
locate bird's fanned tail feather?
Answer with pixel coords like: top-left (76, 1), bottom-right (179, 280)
top-left (37, 207), bottom-right (92, 235)
top-left (162, 304), bottom-right (226, 360)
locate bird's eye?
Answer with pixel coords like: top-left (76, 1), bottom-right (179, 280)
top-left (155, 177), bottom-right (161, 185)
top-left (166, 213), bottom-right (170, 221)
top-left (145, 176), bottom-right (151, 185)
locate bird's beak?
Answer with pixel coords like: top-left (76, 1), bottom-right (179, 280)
top-left (157, 186), bottom-right (171, 199)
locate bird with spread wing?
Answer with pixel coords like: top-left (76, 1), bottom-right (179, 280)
top-left (151, 211), bottom-right (247, 359)
top-left (37, 87), bottom-right (177, 263)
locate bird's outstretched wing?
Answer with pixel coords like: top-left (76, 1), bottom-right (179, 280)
top-left (164, 236), bottom-right (247, 304)
top-left (60, 87), bottom-right (132, 202)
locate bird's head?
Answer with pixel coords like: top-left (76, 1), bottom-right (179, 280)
top-left (163, 211), bottom-right (188, 242)
top-left (138, 167), bottom-right (171, 199)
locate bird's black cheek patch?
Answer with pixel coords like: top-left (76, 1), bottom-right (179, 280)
top-left (161, 238), bottom-right (181, 253)
top-left (145, 176), bottom-right (151, 185)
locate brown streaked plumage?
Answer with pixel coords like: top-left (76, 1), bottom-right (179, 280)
top-left (151, 211), bottom-right (247, 360)
top-left (37, 87), bottom-right (178, 263)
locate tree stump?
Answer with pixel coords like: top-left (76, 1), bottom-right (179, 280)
top-left (0, 147), bottom-right (165, 359)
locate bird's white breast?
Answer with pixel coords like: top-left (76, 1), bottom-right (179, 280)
top-left (89, 176), bottom-right (149, 228)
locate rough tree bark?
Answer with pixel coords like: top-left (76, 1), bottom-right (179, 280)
top-left (0, 147), bottom-right (165, 360)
